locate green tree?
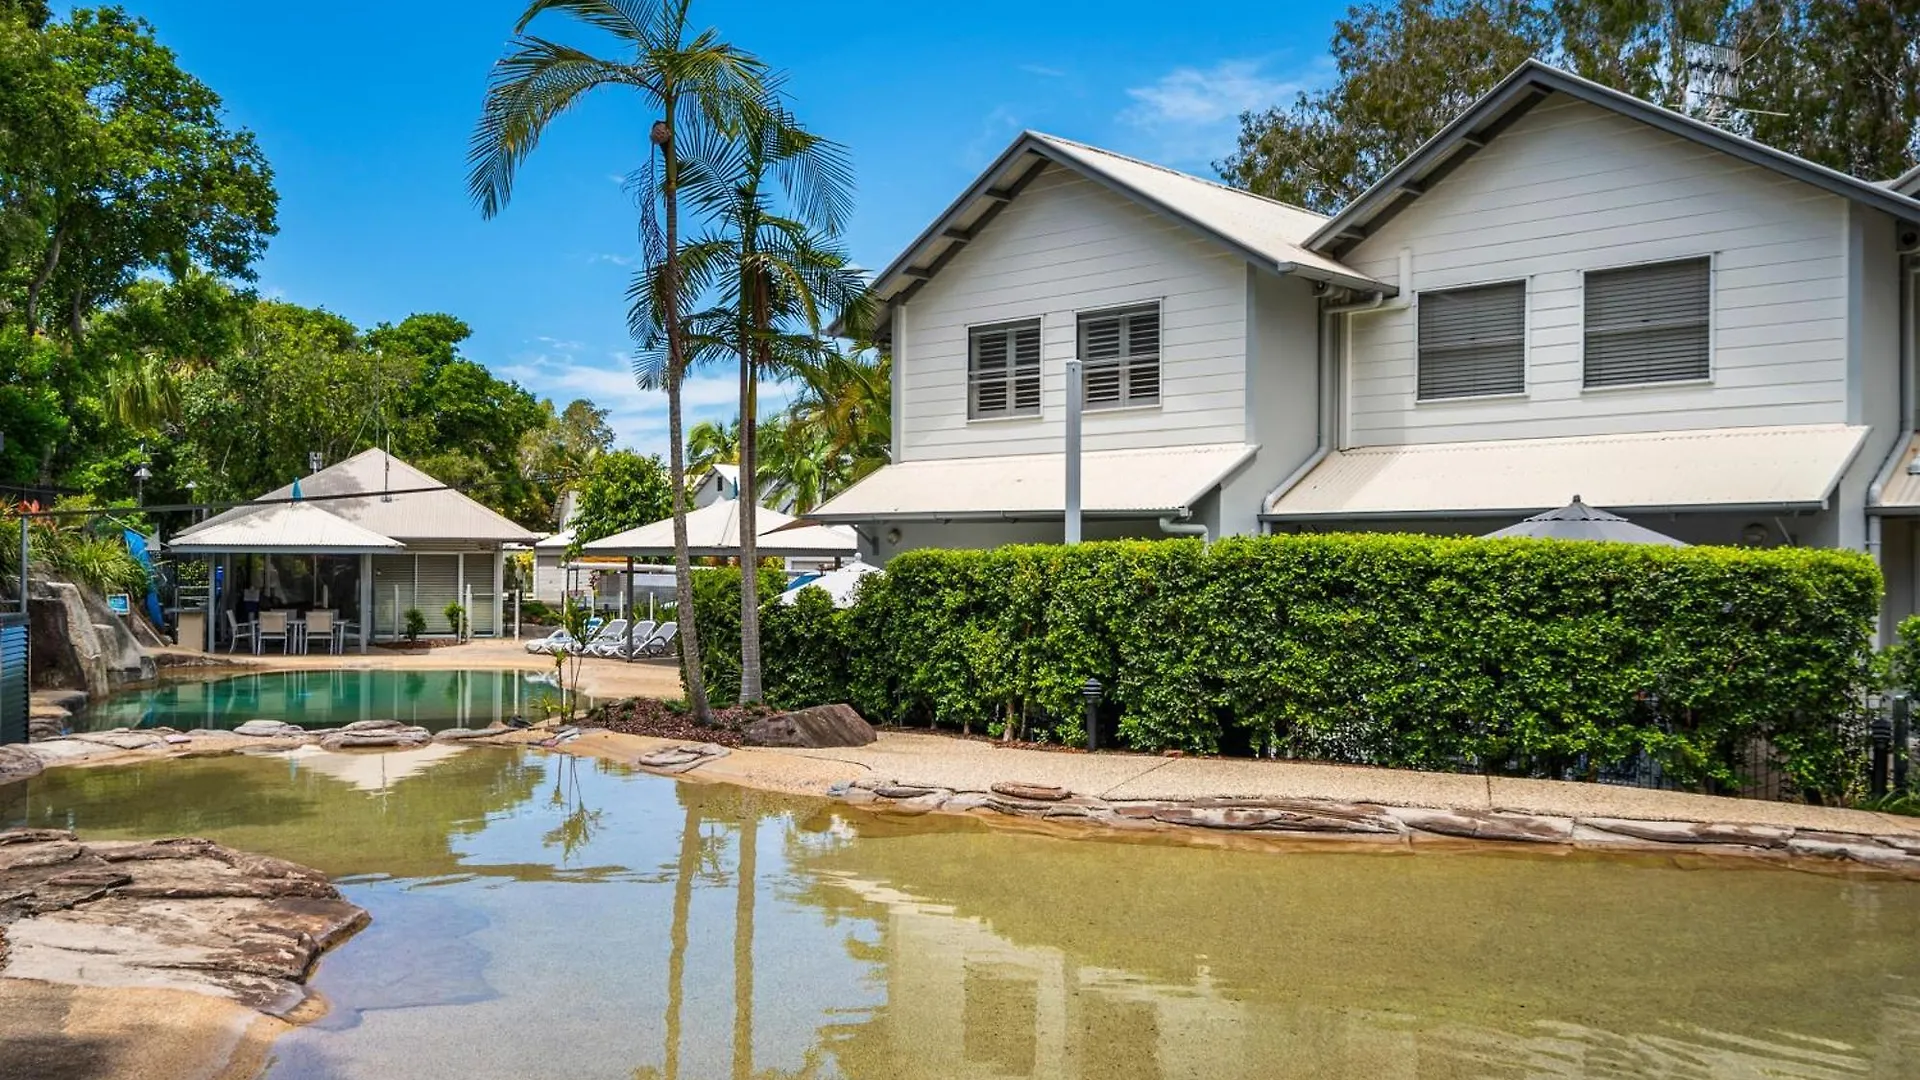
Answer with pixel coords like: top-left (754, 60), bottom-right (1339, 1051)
top-left (1219, 0), bottom-right (1920, 211)
top-left (567, 449), bottom-right (674, 550)
top-left (1735, 0), bottom-right (1920, 181)
top-left (685, 416), bottom-right (739, 477)
top-left (470, 0), bottom-right (771, 724)
top-left (777, 342), bottom-right (890, 504)
top-left (12, 7), bottom-right (275, 338)
top-left (1219, 0), bottom-right (1552, 212)
top-left (667, 103), bottom-right (861, 703)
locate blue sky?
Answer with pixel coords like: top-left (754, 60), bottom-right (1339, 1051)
top-left (115, 1), bottom-right (1344, 457)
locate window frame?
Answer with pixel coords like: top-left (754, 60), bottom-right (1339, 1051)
top-left (1075, 301), bottom-right (1163, 412)
top-left (965, 318), bottom-right (1044, 422)
top-left (1411, 278), bottom-right (1530, 404)
top-left (1579, 254), bottom-right (1715, 392)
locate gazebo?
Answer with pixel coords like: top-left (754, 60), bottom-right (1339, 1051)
top-left (579, 500), bottom-right (858, 560)
top-left (169, 449), bottom-right (539, 652)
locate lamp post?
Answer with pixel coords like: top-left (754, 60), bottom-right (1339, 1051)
top-left (133, 463), bottom-right (151, 507)
top-left (1081, 676), bottom-right (1105, 752)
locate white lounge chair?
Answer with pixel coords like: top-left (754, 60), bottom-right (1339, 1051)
top-left (638, 621), bottom-right (678, 657)
top-left (524, 627), bottom-right (572, 654)
top-left (591, 620), bottom-right (657, 658)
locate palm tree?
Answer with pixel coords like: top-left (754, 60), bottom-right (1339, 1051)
top-left (668, 108), bottom-right (862, 704)
top-left (781, 342), bottom-right (891, 498)
top-left (468, 0), bottom-right (768, 724)
top-left (685, 416), bottom-right (740, 477)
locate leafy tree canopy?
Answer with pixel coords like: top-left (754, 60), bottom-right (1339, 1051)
top-left (1221, 0), bottom-right (1920, 212)
top-left (1, 6), bottom-right (277, 338)
top-left (568, 450), bottom-right (674, 552)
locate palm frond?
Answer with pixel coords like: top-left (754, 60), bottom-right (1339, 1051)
top-left (469, 38), bottom-right (636, 218)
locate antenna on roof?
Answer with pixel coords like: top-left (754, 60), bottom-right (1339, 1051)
top-left (1684, 38), bottom-right (1743, 127)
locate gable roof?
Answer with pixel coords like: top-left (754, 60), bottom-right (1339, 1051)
top-left (177, 448), bottom-right (538, 546)
top-left (1890, 162), bottom-right (1920, 198)
top-left (1308, 59), bottom-right (1920, 258)
top-left (858, 131), bottom-right (1388, 335)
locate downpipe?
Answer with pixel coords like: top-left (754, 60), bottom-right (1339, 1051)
top-left (1159, 514), bottom-right (1209, 546)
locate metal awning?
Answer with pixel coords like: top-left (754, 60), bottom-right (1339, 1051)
top-left (806, 443), bottom-right (1257, 522)
top-left (164, 502), bottom-right (405, 555)
top-left (1265, 425), bottom-right (1869, 520)
top-left (581, 501), bottom-right (858, 558)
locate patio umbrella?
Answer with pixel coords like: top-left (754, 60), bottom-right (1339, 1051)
top-left (1482, 495), bottom-right (1687, 546)
top-left (778, 559), bottom-right (882, 609)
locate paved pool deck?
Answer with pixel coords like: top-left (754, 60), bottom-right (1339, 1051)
top-left (151, 639), bottom-right (682, 700)
top-left (510, 728), bottom-right (1920, 840)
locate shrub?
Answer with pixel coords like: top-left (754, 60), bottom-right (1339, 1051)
top-left (686, 565), bottom-right (785, 698)
top-left (443, 601), bottom-right (467, 641)
top-left (519, 598), bottom-right (554, 624)
top-left (402, 607), bottom-right (426, 643)
top-left (731, 535), bottom-right (1880, 798)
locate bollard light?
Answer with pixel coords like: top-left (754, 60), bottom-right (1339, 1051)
top-left (1081, 677), bottom-right (1105, 752)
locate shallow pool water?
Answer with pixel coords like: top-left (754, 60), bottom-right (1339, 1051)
top-left (6, 748), bottom-right (1920, 1079)
top-left (78, 669), bottom-right (577, 733)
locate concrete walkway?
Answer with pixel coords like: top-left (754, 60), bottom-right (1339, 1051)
top-left (776, 733), bottom-right (1920, 836)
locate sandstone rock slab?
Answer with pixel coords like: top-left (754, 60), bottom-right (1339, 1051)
top-left (0, 828), bottom-right (366, 1017)
top-left (990, 781), bottom-right (1070, 802)
top-left (742, 704), bottom-right (876, 748)
top-left (0, 746), bottom-right (44, 786)
top-left (1579, 817), bottom-right (1791, 849)
top-left (1390, 807), bottom-right (1573, 844)
top-left (234, 720), bottom-right (306, 738)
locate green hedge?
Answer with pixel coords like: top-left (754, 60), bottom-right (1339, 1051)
top-left (690, 535), bottom-right (1882, 796)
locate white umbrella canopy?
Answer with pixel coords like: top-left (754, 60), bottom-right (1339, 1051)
top-left (779, 559), bottom-right (882, 609)
top-left (1482, 495), bottom-right (1687, 546)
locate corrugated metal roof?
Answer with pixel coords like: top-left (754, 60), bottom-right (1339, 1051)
top-left (177, 449), bottom-right (538, 546)
top-left (807, 443), bottom-right (1257, 521)
top-left (852, 132), bottom-right (1387, 336)
top-left (581, 500), bottom-right (857, 558)
top-left (1871, 435), bottom-right (1920, 511)
top-left (165, 502), bottom-right (405, 554)
top-left (1031, 135), bottom-right (1375, 287)
top-left (1265, 425), bottom-right (1869, 519)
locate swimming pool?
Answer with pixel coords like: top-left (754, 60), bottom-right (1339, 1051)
top-left (77, 669), bottom-right (581, 733)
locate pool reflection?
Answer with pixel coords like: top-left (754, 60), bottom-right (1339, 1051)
top-left (11, 749), bottom-right (1920, 1079)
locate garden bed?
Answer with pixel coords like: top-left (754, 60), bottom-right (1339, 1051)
top-left (582, 697), bottom-right (777, 747)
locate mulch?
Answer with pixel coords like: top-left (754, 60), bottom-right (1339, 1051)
top-left (581, 697), bottom-right (779, 747)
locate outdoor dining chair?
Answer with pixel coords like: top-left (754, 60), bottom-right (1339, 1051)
top-left (224, 610), bottom-right (257, 654)
top-left (257, 610), bottom-right (290, 654)
top-left (305, 610), bottom-right (336, 655)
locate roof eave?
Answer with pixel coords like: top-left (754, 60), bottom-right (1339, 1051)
top-left (1262, 500), bottom-right (1831, 523)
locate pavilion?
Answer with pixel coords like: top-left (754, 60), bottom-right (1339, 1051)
top-left (168, 449), bottom-right (539, 652)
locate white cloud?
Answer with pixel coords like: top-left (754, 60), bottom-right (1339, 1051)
top-left (586, 253), bottom-right (637, 268)
top-left (963, 105), bottom-right (1026, 170)
top-left (1119, 59), bottom-right (1320, 165)
top-left (1020, 63), bottom-right (1066, 78)
top-left (500, 351), bottom-right (793, 460)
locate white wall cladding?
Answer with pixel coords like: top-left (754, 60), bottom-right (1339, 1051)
top-left (1341, 94), bottom-right (1850, 446)
top-left (896, 164), bottom-right (1250, 460)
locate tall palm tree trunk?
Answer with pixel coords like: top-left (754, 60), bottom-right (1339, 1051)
top-left (664, 799), bottom-right (699, 1080)
top-left (736, 273), bottom-right (764, 704)
top-left (661, 104), bottom-right (711, 724)
top-left (731, 809), bottom-right (757, 1080)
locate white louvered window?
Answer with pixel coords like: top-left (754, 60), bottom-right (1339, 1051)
top-left (968, 321), bottom-right (1042, 419)
top-left (1583, 258), bottom-right (1711, 388)
top-left (1416, 282), bottom-right (1527, 400)
top-left (1079, 304), bottom-right (1160, 409)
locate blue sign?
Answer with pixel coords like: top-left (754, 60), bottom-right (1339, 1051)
top-left (106, 593), bottom-right (131, 616)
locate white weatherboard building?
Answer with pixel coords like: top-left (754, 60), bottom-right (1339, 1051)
top-left (171, 449), bottom-right (538, 647)
top-left (809, 61), bottom-right (1920, 632)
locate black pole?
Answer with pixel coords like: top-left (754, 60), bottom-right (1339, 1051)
top-left (1870, 705), bottom-right (1894, 799)
top-left (1895, 693), bottom-right (1912, 794)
